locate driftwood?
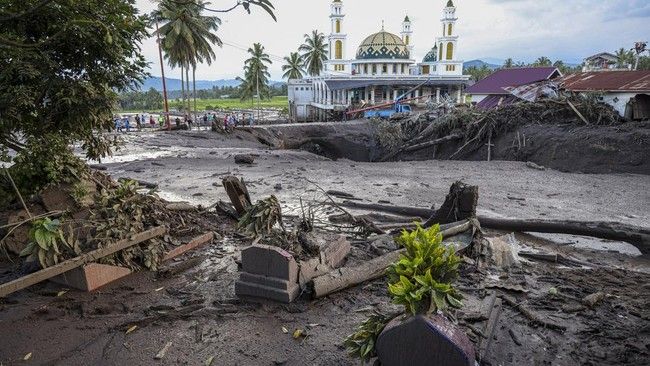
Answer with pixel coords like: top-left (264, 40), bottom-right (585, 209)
top-left (222, 176), bottom-right (252, 216)
top-left (338, 201), bottom-right (650, 253)
top-left (424, 181), bottom-right (478, 227)
top-left (501, 295), bottom-right (566, 331)
top-left (0, 226), bottom-right (167, 298)
top-left (380, 134), bottom-right (462, 161)
top-left (311, 221), bottom-right (474, 298)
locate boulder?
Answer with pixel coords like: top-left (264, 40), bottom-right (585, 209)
top-left (234, 154), bottom-right (255, 165)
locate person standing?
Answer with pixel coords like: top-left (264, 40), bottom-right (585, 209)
top-left (203, 114), bottom-right (208, 130)
top-left (135, 114), bottom-right (142, 131)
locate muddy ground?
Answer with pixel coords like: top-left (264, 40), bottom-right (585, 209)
top-left (1, 127), bottom-right (649, 365)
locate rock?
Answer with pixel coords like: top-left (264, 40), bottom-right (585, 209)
top-left (582, 292), bottom-right (606, 308)
top-left (526, 161), bottom-right (546, 171)
top-left (234, 154), bottom-right (255, 165)
top-left (376, 314), bottom-right (475, 366)
top-left (40, 183), bottom-right (76, 212)
top-left (274, 183), bottom-right (282, 191)
top-left (369, 234), bottom-right (398, 255)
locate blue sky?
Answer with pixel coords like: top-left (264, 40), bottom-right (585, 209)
top-left (136, 0), bottom-right (650, 80)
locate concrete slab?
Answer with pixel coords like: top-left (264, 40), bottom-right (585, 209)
top-left (51, 263), bottom-right (133, 292)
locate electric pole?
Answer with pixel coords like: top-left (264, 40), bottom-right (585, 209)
top-left (155, 21), bottom-right (170, 131)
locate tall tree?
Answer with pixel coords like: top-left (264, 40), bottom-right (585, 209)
top-left (503, 58), bottom-right (514, 68)
top-left (282, 52), bottom-right (305, 80)
top-left (0, 0), bottom-right (148, 198)
top-left (299, 30), bottom-right (328, 76)
top-left (239, 43), bottom-right (272, 103)
top-left (615, 47), bottom-right (634, 68)
top-left (533, 56), bottom-right (552, 67)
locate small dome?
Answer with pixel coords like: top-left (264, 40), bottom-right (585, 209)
top-left (446, 0), bottom-right (454, 7)
top-left (423, 45), bottom-right (438, 63)
top-left (356, 31), bottom-right (410, 60)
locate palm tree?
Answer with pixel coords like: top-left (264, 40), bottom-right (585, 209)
top-left (533, 56), bottom-right (552, 67)
top-left (503, 58), bottom-right (514, 68)
top-left (282, 52), bottom-right (305, 80)
top-left (155, 0), bottom-right (222, 122)
top-left (239, 43), bottom-right (272, 104)
top-left (615, 47), bottom-right (634, 68)
top-left (299, 30), bottom-right (328, 76)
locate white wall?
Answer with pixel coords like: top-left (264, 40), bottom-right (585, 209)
top-left (599, 92), bottom-right (645, 117)
top-left (470, 94), bottom-right (488, 104)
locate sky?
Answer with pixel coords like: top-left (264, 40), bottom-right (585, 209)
top-left (135, 0), bottom-right (650, 81)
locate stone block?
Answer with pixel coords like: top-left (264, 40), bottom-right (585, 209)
top-left (51, 263), bottom-right (133, 292)
top-left (235, 280), bottom-right (299, 303)
top-left (241, 245), bottom-right (298, 282)
top-left (376, 314), bottom-right (476, 366)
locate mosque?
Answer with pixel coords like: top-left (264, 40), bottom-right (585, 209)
top-left (288, 0), bottom-right (470, 121)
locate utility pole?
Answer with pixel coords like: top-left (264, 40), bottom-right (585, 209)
top-left (155, 21), bottom-right (171, 131)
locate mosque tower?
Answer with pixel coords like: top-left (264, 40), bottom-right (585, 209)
top-left (435, 0), bottom-right (462, 75)
top-left (327, 0), bottom-right (347, 73)
top-left (401, 15), bottom-right (414, 55)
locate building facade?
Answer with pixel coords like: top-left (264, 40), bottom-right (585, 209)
top-left (288, 0), bottom-right (470, 122)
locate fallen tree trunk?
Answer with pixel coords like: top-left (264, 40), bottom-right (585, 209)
top-left (311, 221), bottom-right (473, 298)
top-left (338, 201), bottom-right (650, 253)
top-left (380, 134), bottom-right (462, 162)
top-left (0, 226), bottom-right (167, 298)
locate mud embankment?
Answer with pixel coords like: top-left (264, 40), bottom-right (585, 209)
top-left (249, 120), bottom-right (650, 175)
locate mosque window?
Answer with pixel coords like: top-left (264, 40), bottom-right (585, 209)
top-left (335, 40), bottom-right (343, 59)
top-left (446, 42), bottom-right (454, 60)
top-left (439, 43), bottom-right (443, 61)
top-left (448, 24), bottom-right (453, 36)
top-left (443, 24), bottom-right (445, 36)
top-left (405, 35), bottom-right (410, 45)
top-left (382, 64), bottom-right (387, 73)
top-left (422, 65), bottom-right (430, 74)
top-left (393, 64), bottom-right (397, 73)
top-left (401, 64), bottom-right (405, 73)
top-left (364, 64), bottom-right (368, 74)
top-left (372, 64), bottom-right (377, 74)
top-left (336, 20), bottom-right (341, 33)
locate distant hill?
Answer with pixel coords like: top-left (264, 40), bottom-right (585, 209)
top-left (464, 59), bottom-right (500, 70)
top-left (140, 77), bottom-right (286, 92)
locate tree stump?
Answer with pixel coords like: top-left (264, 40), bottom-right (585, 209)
top-left (425, 181), bottom-right (478, 226)
top-left (376, 314), bottom-right (475, 366)
top-left (221, 176), bottom-right (252, 216)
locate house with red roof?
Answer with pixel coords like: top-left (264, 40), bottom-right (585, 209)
top-left (465, 67), bottom-right (562, 109)
top-left (560, 70), bottom-right (650, 119)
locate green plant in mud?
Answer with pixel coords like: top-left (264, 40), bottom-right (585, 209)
top-left (237, 195), bottom-right (284, 238)
top-left (91, 180), bottom-right (165, 271)
top-left (343, 312), bottom-right (392, 364)
top-left (387, 224), bottom-right (463, 315)
top-left (20, 218), bottom-right (80, 269)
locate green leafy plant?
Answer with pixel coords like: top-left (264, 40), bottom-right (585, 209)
top-left (343, 312), bottom-right (391, 364)
top-left (386, 224), bottom-right (463, 315)
top-left (237, 195), bottom-right (284, 238)
top-left (20, 218), bottom-right (79, 268)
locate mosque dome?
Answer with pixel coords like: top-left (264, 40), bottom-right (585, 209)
top-left (423, 45), bottom-right (438, 63)
top-left (356, 31), bottom-right (410, 60)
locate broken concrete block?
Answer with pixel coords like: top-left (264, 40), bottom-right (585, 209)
top-left (51, 263), bottom-right (132, 292)
top-left (296, 232), bottom-right (351, 287)
top-left (237, 245), bottom-right (300, 303)
top-left (376, 314), bottom-right (475, 366)
top-left (582, 291), bottom-right (606, 308)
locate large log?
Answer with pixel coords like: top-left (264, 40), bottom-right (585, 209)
top-left (311, 221), bottom-right (473, 298)
top-left (222, 176), bottom-right (252, 216)
top-left (0, 226), bottom-right (167, 298)
top-left (380, 134), bottom-right (462, 162)
top-left (338, 201), bottom-right (650, 253)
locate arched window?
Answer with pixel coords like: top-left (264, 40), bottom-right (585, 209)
top-left (446, 42), bottom-right (454, 60)
top-left (335, 40), bottom-right (343, 59)
top-left (448, 24), bottom-right (452, 36)
top-left (336, 20), bottom-right (341, 33)
top-left (405, 35), bottom-right (410, 45)
top-left (442, 24), bottom-right (446, 36)
top-left (439, 43), bottom-right (443, 61)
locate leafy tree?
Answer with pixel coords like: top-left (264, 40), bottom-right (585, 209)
top-left (615, 47), bottom-right (634, 68)
top-left (239, 43), bottom-right (272, 102)
top-left (282, 52), bottom-right (305, 80)
top-left (503, 58), bottom-right (515, 68)
top-left (299, 30), bottom-right (328, 76)
top-left (533, 56), bottom-right (552, 67)
top-left (0, 0), bottom-right (148, 196)
top-left (464, 65), bottom-right (492, 82)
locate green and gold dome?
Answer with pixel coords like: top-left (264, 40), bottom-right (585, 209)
top-left (356, 31), bottom-right (410, 60)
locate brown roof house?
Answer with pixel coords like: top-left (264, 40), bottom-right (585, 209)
top-left (560, 71), bottom-right (650, 120)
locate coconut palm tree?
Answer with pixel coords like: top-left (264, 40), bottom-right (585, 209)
top-left (615, 47), bottom-right (634, 68)
top-left (282, 52), bottom-right (305, 80)
top-left (299, 30), bottom-right (328, 76)
top-left (503, 58), bottom-right (514, 68)
top-left (239, 43), bottom-right (272, 103)
top-left (533, 56), bottom-right (552, 67)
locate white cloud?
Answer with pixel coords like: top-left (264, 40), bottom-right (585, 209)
top-left (137, 0), bottom-right (650, 80)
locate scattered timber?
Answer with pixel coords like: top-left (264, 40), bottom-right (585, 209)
top-left (311, 221), bottom-right (473, 298)
top-left (338, 201), bottom-right (650, 253)
top-left (222, 175), bottom-right (252, 216)
top-left (0, 226), bottom-right (167, 298)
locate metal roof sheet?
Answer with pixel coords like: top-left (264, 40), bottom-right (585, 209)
top-left (465, 67), bottom-right (560, 95)
top-left (560, 71), bottom-right (650, 92)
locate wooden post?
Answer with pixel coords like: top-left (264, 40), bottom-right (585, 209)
top-left (0, 226), bottom-right (166, 298)
top-left (486, 133), bottom-right (494, 162)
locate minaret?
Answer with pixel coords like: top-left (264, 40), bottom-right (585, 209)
top-left (327, 0), bottom-right (347, 73)
top-left (435, 0), bottom-right (462, 75)
top-left (401, 15), bottom-right (414, 55)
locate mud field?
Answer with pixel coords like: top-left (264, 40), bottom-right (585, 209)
top-left (1, 127), bottom-right (649, 365)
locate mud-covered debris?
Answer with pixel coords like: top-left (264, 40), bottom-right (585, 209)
top-left (582, 291), bottom-right (606, 308)
top-left (526, 161), bottom-right (546, 171)
top-left (234, 154), bottom-right (255, 165)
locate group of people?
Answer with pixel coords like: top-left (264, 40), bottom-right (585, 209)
top-left (114, 114), bottom-right (165, 132)
top-left (113, 112), bottom-right (256, 133)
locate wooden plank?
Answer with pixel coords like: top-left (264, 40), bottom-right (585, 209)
top-left (0, 226), bottom-right (167, 298)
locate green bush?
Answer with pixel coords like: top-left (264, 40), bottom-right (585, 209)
top-left (20, 218), bottom-right (79, 268)
top-left (387, 224), bottom-right (463, 315)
